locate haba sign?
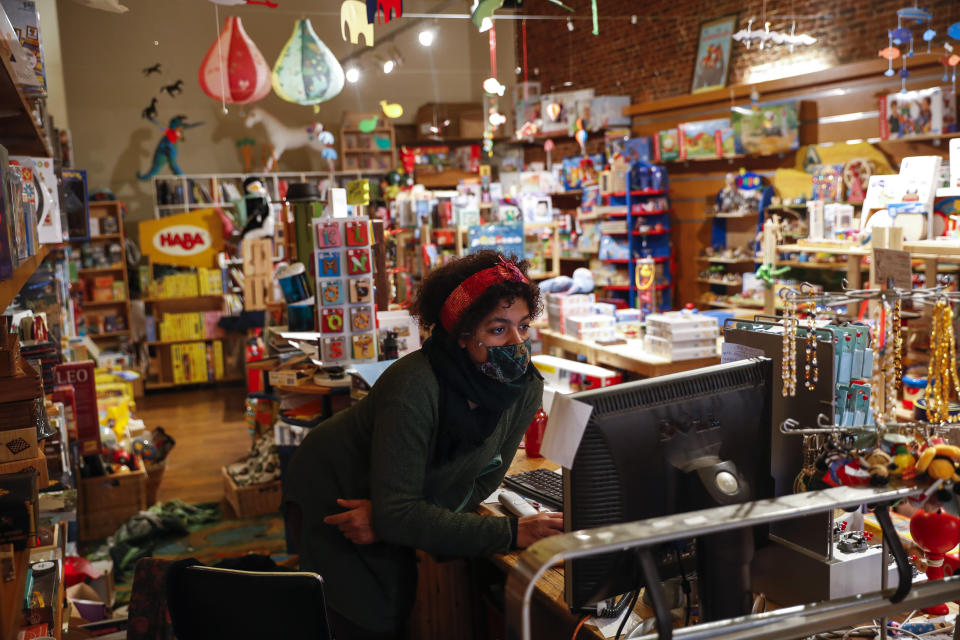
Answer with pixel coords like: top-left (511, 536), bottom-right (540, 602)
top-left (138, 208), bottom-right (224, 267)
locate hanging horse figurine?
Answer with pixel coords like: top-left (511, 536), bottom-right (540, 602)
top-left (244, 107), bottom-right (337, 171)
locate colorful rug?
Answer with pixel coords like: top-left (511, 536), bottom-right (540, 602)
top-left (107, 511), bottom-right (291, 607)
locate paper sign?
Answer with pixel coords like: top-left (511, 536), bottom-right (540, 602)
top-left (138, 208), bottom-right (224, 268)
top-left (721, 342), bottom-right (765, 364)
top-left (346, 179), bottom-right (370, 205)
top-left (541, 393), bottom-right (593, 469)
top-left (873, 248), bottom-right (912, 289)
top-left (330, 188), bottom-right (348, 218)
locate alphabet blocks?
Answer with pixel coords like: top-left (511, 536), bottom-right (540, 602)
top-left (311, 216), bottom-right (378, 364)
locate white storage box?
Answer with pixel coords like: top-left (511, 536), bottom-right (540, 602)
top-left (563, 314), bottom-right (616, 341)
top-left (645, 312), bottom-right (719, 342)
top-left (546, 293), bottom-right (595, 333)
top-left (645, 335), bottom-right (718, 361)
top-left (533, 355), bottom-right (621, 392)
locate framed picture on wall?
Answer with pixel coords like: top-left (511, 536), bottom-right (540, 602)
top-left (691, 14), bottom-right (738, 94)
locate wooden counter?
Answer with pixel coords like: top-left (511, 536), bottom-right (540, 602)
top-left (410, 449), bottom-right (610, 640)
top-left (539, 328), bottom-right (720, 378)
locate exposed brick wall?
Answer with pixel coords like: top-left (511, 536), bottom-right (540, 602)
top-left (518, 0), bottom-right (959, 102)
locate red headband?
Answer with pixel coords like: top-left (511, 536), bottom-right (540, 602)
top-left (440, 257), bottom-right (529, 332)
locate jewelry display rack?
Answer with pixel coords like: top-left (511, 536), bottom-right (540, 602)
top-left (507, 285), bottom-right (960, 640)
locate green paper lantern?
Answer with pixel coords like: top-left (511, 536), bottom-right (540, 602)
top-left (272, 18), bottom-right (345, 107)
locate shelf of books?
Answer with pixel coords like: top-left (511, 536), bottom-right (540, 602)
top-left (142, 267), bottom-right (243, 390)
top-left (70, 201), bottom-right (132, 345)
top-left (151, 170), bottom-right (392, 219)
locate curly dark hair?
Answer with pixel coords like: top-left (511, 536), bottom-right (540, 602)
top-left (413, 251), bottom-right (542, 336)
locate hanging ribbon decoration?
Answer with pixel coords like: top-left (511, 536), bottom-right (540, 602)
top-left (591, 0), bottom-right (598, 35)
top-left (521, 18), bottom-right (528, 85)
top-left (484, 24), bottom-right (498, 156)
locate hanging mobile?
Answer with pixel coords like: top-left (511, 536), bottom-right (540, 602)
top-left (805, 309), bottom-right (818, 391)
top-left (879, 33), bottom-right (900, 78)
top-left (892, 297), bottom-right (903, 385)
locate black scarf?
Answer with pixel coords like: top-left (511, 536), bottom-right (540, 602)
top-left (421, 329), bottom-right (533, 464)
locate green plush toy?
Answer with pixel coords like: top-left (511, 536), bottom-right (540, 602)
top-left (755, 263), bottom-right (790, 288)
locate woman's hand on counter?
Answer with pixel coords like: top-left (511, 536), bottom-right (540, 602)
top-left (516, 512), bottom-right (564, 548)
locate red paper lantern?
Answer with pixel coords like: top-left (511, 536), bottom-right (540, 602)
top-left (198, 16), bottom-right (271, 104)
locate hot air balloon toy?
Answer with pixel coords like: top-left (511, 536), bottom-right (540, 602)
top-left (272, 18), bottom-right (345, 111)
top-left (198, 16), bottom-right (272, 108)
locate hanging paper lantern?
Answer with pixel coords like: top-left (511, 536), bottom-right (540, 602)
top-left (272, 18), bottom-right (345, 107)
top-left (198, 17), bottom-right (272, 105)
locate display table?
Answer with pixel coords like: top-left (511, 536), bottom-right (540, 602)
top-left (538, 328), bottom-right (720, 378)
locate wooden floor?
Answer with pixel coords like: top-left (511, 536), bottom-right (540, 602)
top-left (136, 384), bottom-right (252, 505)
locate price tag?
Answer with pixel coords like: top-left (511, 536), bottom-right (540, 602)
top-left (873, 248), bottom-right (912, 289)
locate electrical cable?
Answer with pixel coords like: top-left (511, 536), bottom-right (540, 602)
top-left (615, 587), bottom-right (641, 640)
top-left (570, 614), bottom-right (588, 640)
top-left (673, 546), bottom-right (692, 626)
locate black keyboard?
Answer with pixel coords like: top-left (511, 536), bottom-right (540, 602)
top-left (503, 468), bottom-right (563, 510)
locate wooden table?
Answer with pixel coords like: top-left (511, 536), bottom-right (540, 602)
top-left (538, 328), bottom-right (720, 378)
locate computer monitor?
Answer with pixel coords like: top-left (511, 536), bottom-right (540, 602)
top-left (563, 358), bottom-right (773, 622)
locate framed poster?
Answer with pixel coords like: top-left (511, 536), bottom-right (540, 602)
top-left (691, 14), bottom-right (737, 94)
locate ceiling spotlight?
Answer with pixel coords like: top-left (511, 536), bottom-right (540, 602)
top-left (383, 58), bottom-right (395, 74)
top-left (345, 66), bottom-right (360, 83)
top-left (631, 14), bottom-right (637, 24)
top-left (567, 18), bottom-right (574, 32)
top-left (418, 28), bottom-right (435, 46)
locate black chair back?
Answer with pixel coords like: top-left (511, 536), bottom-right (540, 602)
top-left (167, 565), bottom-right (332, 640)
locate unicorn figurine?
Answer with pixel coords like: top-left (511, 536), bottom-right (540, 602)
top-left (244, 107), bottom-right (337, 171)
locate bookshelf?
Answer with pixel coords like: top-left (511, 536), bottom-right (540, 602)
top-left (70, 201), bottom-right (132, 346)
top-left (150, 170), bottom-right (391, 219)
top-left (143, 295), bottom-right (235, 390)
top-left (340, 112), bottom-right (397, 172)
top-left (0, 40), bottom-right (50, 157)
top-left (0, 244), bottom-right (51, 311)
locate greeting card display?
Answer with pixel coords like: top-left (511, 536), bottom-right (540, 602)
top-left (731, 101), bottom-right (800, 155)
top-left (879, 87), bottom-right (943, 140)
top-left (678, 119), bottom-right (735, 159)
top-left (313, 216), bottom-right (378, 364)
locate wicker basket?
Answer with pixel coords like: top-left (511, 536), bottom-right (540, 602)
top-left (78, 466), bottom-right (147, 541)
top-left (145, 460), bottom-right (166, 506)
top-left (222, 467), bottom-right (282, 518)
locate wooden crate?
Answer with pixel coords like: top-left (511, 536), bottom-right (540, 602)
top-left (78, 466), bottom-right (147, 541)
top-left (222, 467), bottom-right (281, 518)
top-left (242, 239), bottom-right (272, 310)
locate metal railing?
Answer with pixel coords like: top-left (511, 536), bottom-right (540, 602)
top-left (506, 484), bottom-right (959, 640)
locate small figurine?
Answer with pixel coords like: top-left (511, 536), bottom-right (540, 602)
top-left (916, 443), bottom-right (960, 483)
top-left (860, 448), bottom-right (897, 486)
top-left (716, 172), bottom-right (739, 214)
top-left (239, 176), bottom-right (273, 240)
top-left (909, 507), bottom-right (959, 615)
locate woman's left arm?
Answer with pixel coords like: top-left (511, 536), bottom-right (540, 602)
top-left (464, 378), bottom-right (544, 510)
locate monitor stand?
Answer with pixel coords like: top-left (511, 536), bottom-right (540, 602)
top-left (678, 457), bottom-right (755, 622)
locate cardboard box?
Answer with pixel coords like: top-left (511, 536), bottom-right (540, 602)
top-left (0, 451), bottom-right (48, 487)
top-left (268, 360), bottom-right (317, 387)
top-left (222, 467), bottom-right (281, 518)
top-left (0, 426), bottom-right (37, 463)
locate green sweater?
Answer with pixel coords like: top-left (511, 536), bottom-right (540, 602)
top-left (283, 350), bottom-right (543, 633)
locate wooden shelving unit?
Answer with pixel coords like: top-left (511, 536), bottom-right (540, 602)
top-left (71, 201), bottom-right (132, 346)
top-left (143, 294), bottom-right (235, 390)
top-left (0, 244), bottom-right (52, 311)
top-left (0, 42), bottom-right (51, 157)
top-left (340, 112), bottom-right (397, 172)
